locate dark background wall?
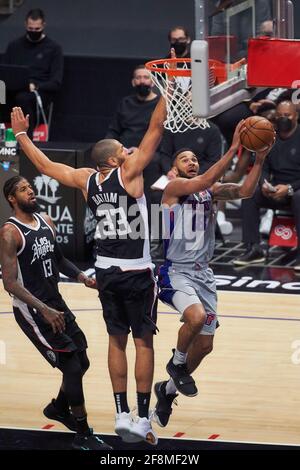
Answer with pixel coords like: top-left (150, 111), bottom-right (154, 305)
top-left (0, 0), bottom-right (195, 142)
top-left (1, 0), bottom-right (300, 143)
top-left (0, 0), bottom-right (195, 58)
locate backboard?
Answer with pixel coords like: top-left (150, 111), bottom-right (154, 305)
top-left (192, 0), bottom-right (295, 118)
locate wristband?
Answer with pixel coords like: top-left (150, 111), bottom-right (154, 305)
top-left (15, 131), bottom-right (27, 138)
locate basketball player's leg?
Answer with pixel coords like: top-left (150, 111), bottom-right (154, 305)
top-left (129, 332), bottom-right (157, 445)
top-left (187, 334), bottom-right (214, 373)
top-left (96, 270), bottom-right (133, 419)
top-left (121, 271), bottom-right (158, 445)
top-left (99, 288), bottom-right (136, 441)
top-left (13, 307), bottom-right (112, 449)
top-left (49, 329), bottom-right (90, 422)
top-left (164, 285), bottom-right (205, 397)
top-left (155, 268), bottom-right (218, 425)
top-left (134, 332), bottom-right (154, 392)
top-left (108, 334), bottom-right (130, 410)
top-left (154, 333), bottom-right (214, 429)
top-left (56, 351), bottom-right (112, 450)
top-left (176, 302), bottom-right (207, 353)
top-left (186, 269), bottom-right (217, 374)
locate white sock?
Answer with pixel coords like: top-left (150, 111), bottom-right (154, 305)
top-left (173, 348), bottom-right (187, 365)
top-left (166, 378), bottom-right (177, 395)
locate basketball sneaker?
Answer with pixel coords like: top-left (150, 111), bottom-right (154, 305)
top-left (233, 245), bottom-right (265, 266)
top-left (166, 350), bottom-right (198, 397)
top-left (129, 415), bottom-right (158, 446)
top-left (72, 428), bottom-right (113, 450)
top-left (154, 381), bottom-right (178, 427)
top-left (115, 411), bottom-right (143, 443)
top-left (43, 399), bottom-right (77, 432)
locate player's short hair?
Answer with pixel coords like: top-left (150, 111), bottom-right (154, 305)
top-left (91, 139), bottom-right (120, 169)
top-left (3, 175), bottom-right (25, 207)
top-left (26, 8), bottom-right (45, 22)
top-left (172, 147), bottom-right (196, 164)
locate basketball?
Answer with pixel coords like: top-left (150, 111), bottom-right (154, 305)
top-left (240, 116), bottom-right (276, 152)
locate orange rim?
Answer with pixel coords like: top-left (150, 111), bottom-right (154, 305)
top-left (145, 58), bottom-right (191, 77)
top-left (145, 57), bottom-right (245, 80)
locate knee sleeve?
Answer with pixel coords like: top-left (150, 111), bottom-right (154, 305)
top-left (59, 352), bottom-right (85, 407)
top-left (78, 350), bottom-right (90, 375)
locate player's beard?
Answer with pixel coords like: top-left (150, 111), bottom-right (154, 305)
top-left (178, 169), bottom-right (196, 179)
top-left (18, 200), bottom-right (41, 213)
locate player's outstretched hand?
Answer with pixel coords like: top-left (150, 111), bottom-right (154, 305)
top-left (11, 107), bottom-right (29, 136)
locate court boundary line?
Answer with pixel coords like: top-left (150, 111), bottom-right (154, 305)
top-left (0, 425), bottom-right (299, 447)
top-left (1, 307), bottom-right (300, 322)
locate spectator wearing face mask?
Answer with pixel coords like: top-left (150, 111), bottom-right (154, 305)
top-left (105, 64), bottom-right (160, 152)
top-left (105, 64), bottom-right (162, 238)
top-left (234, 99), bottom-right (300, 270)
top-left (166, 26), bottom-right (191, 59)
top-left (1, 8), bottom-right (63, 138)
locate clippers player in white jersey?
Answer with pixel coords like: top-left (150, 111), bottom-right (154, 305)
top-left (154, 129), bottom-right (273, 428)
top-left (10, 82), bottom-right (166, 445)
top-left (0, 175), bottom-right (112, 450)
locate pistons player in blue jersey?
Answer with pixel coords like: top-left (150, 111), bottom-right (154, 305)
top-left (154, 128), bottom-right (273, 428)
top-left (0, 175), bottom-right (112, 450)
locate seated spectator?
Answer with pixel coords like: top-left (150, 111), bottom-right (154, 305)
top-left (159, 123), bottom-right (222, 178)
top-left (234, 99), bottom-right (300, 270)
top-left (166, 26), bottom-right (191, 59)
top-left (105, 64), bottom-right (161, 200)
top-left (1, 8), bottom-right (63, 138)
top-left (106, 64), bottom-right (159, 150)
top-left (217, 101), bottom-right (277, 235)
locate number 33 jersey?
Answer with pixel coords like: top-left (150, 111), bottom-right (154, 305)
top-left (87, 168), bottom-right (153, 270)
top-left (6, 213), bottom-right (67, 311)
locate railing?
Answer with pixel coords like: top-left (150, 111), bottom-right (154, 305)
top-left (0, 0), bottom-right (24, 16)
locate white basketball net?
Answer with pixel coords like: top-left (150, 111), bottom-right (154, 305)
top-left (148, 61), bottom-right (210, 133)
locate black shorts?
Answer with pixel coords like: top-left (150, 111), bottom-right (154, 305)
top-left (96, 267), bottom-right (158, 338)
top-left (13, 305), bottom-right (88, 369)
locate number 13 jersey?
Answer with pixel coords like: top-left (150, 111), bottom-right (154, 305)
top-left (6, 213), bottom-right (67, 311)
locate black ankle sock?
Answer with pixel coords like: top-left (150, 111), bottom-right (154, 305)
top-left (55, 389), bottom-right (69, 414)
top-left (114, 392), bottom-right (130, 413)
top-left (74, 414), bottom-right (89, 434)
top-left (137, 392), bottom-right (151, 418)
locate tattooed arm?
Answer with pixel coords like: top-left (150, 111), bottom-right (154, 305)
top-left (211, 146), bottom-right (271, 201)
top-left (0, 224), bottom-right (65, 333)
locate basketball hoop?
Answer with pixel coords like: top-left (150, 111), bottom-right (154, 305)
top-left (145, 58), bottom-right (212, 133)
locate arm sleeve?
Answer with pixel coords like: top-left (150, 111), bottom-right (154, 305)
top-left (54, 241), bottom-right (81, 280)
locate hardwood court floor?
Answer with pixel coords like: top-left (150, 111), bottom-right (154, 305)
top-left (0, 281), bottom-right (300, 446)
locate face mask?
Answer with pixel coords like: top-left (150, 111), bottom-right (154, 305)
top-left (170, 41), bottom-right (188, 57)
top-left (135, 84), bottom-right (151, 97)
top-left (276, 116), bottom-right (293, 133)
top-left (27, 30), bottom-right (43, 42)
